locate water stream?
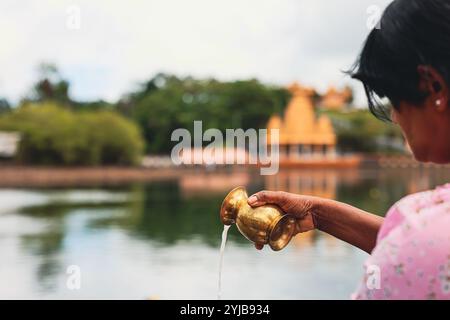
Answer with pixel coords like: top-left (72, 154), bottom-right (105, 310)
top-left (217, 224), bottom-right (231, 300)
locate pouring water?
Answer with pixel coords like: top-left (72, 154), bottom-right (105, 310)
top-left (217, 224), bottom-right (231, 300)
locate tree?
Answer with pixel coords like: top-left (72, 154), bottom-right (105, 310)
top-left (323, 109), bottom-right (404, 154)
top-left (125, 74), bottom-right (290, 153)
top-left (0, 102), bottom-right (144, 165)
top-left (0, 98), bottom-right (10, 114)
top-left (22, 63), bottom-right (71, 105)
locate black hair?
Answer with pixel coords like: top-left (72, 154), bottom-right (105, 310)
top-left (348, 0), bottom-right (450, 121)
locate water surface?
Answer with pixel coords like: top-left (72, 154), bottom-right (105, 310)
top-left (1, 167), bottom-right (449, 299)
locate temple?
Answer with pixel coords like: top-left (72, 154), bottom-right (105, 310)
top-left (267, 83), bottom-right (337, 162)
top-left (320, 86), bottom-right (353, 110)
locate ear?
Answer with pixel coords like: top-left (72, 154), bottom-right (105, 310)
top-left (417, 65), bottom-right (449, 112)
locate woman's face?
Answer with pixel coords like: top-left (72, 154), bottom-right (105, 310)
top-left (391, 100), bottom-right (450, 164)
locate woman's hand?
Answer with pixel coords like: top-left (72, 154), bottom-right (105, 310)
top-left (248, 190), bottom-right (384, 253)
top-left (247, 190), bottom-right (319, 250)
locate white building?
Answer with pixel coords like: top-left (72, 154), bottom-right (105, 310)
top-left (0, 132), bottom-right (20, 158)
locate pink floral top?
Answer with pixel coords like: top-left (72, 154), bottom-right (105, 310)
top-left (352, 183), bottom-right (450, 300)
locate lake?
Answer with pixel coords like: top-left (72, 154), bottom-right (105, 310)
top-left (1, 167), bottom-right (449, 299)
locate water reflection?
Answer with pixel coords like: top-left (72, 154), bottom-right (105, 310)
top-left (1, 168), bottom-right (450, 299)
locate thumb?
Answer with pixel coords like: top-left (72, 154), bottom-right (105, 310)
top-left (247, 190), bottom-right (286, 207)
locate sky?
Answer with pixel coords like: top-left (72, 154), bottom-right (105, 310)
top-left (0, 0), bottom-right (392, 105)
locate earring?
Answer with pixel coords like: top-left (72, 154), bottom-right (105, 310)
top-left (436, 99), bottom-right (442, 106)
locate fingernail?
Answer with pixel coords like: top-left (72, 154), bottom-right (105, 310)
top-left (248, 195), bottom-right (257, 204)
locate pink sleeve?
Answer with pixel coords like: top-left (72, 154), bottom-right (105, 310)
top-left (352, 209), bottom-right (450, 300)
top-left (376, 205), bottom-right (404, 243)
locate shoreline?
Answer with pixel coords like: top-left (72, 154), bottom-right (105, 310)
top-left (0, 166), bottom-right (186, 188)
top-left (0, 158), bottom-right (449, 188)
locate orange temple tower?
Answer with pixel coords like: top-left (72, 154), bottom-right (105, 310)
top-left (267, 82), bottom-right (337, 162)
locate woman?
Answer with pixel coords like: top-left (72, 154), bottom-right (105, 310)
top-left (249, 0), bottom-right (450, 299)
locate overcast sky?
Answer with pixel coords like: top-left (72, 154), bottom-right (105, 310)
top-left (0, 0), bottom-right (392, 105)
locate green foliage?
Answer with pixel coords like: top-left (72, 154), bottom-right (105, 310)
top-left (25, 63), bottom-right (71, 105)
top-left (0, 103), bottom-right (144, 165)
top-left (73, 100), bottom-right (116, 111)
top-left (79, 110), bottom-right (145, 165)
top-left (6, 63), bottom-right (405, 157)
top-left (322, 109), bottom-right (404, 154)
top-left (126, 73), bottom-right (401, 155)
top-left (126, 74), bottom-right (290, 153)
top-left (0, 98), bottom-right (10, 114)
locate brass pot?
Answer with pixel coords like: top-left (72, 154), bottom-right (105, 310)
top-left (220, 186), bottom-right (296, 251)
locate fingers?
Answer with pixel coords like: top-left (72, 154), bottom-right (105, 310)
top-left (254, 243), bottom-right (264, 250)
top-left (247, 190), bottom-right (286, 208)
